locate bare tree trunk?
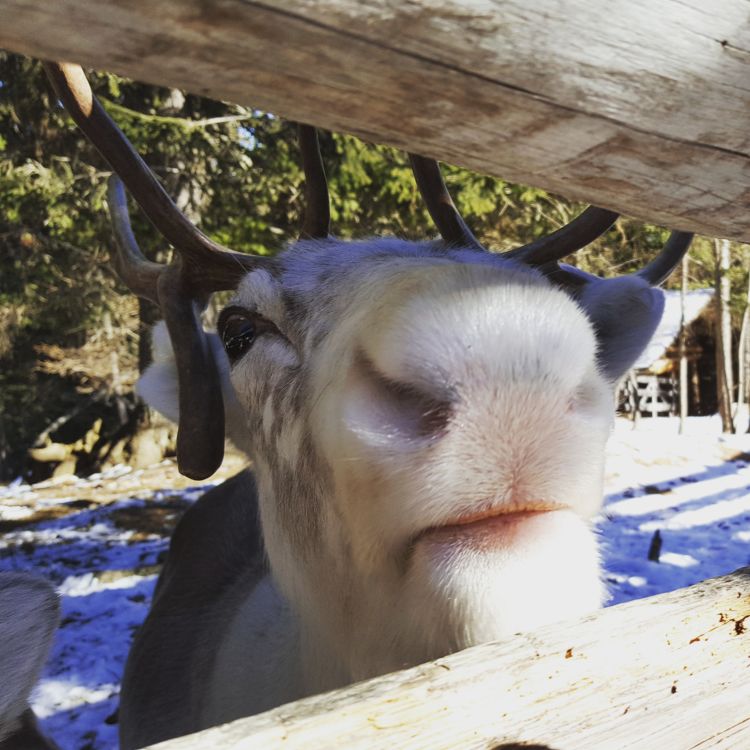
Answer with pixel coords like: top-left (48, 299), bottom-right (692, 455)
top-left (104, 310), bottom-right (128, 426)
top-left (0, 415), bottom-right (7, 480)
top-left (678, 252), bottom-right (689, 434)
top-left (691, 364), bottom-right (701, 414)
top-left (737, 248), bottom-right (750, 431)
top-left (714, 238), bottom-right (734, 433)
top-left (137, 299), bottom-right (158, 374)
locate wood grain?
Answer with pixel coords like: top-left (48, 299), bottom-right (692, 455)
top-left (3, 0), bottom-right (750, 240)
top-left (143, 567), bottom-right (750, 749)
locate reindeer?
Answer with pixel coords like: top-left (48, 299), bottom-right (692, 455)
top-left (43, 62), bottom-right (692, 749)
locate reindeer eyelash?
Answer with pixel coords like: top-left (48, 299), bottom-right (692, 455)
top-left (217, 306), bottom-right (282, 364)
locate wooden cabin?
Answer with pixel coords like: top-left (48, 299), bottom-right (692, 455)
top-left (619, 289), bottom-right (715, 418)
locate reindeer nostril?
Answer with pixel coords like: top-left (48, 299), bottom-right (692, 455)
top-left (345, 350), bottom-right (455, 444)
top-left (414, 393), bottom-right (453, 438)
top-left (382, 379), bottom-right (454, 439)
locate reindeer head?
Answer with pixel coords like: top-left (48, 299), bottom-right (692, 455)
top-left (46, 63), bottom-right (691, 682)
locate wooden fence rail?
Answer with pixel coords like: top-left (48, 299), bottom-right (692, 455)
top-left (143, 567), bottom-right (750, 750)
top-left (2, 0), bottom-right (750, 240)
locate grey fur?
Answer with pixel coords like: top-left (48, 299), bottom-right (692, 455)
top-left (0, 573), bottom-right (60, 749)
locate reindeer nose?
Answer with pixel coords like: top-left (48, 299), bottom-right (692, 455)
top-left (342, 265), bottom-right (507, 446)
top-left (342, 262), bottom-right (594, 449)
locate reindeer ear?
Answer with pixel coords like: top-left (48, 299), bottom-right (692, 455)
top-left (576, 275), bottom-right (665, 383)
top-left (137, 322), bottom-right (181, 424)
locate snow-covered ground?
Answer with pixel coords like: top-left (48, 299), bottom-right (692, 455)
top-left (1, 416), bottom-right (750, 749)
top-left (602, 416), bottom-right (750, 603)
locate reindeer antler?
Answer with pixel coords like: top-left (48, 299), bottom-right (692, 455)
top-left (506, 206), bottom-right (619, 265)
top-left (410, 153), bottom-right (691, 283)
top-left (44, 62), bottom-right (271, 296)
top-left (48, 59), bottom-right (691, 477)
top-left (46, 63), bottom-right (334, 479)
top-left (410, 151), bottom-right (618, 260)
top-left (298, 124), bottom-right (330, 240)
top-left (636, 230), bottom-right (694, 286)
top-left (408, 154), bottom-right (484, 251)
top-left (44, 62), bottom-right (277, 479)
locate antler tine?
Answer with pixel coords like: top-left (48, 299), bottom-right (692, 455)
top-left (158, 268), bottom-right (226, 482)
top-left (408, 154), bottom-right (618, 265)
top-left (637, 230), bottom-right (693, 286)
top-left (506, 206), bottom-right (619, 266)
top-left (544, 230), bottom-right (694, 290)
top-left (107, 176), bottom-right (162, 303)
top-left (43, 61), bottom-right (268, 293)
top-left (409, 154), bottom-right (484, 251)
top-left (44, 61), bottom-right (266, 480)
top-left (298, 124), bottom-right (330, 239)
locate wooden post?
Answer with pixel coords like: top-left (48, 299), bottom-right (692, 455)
top-left (2, 0), bottom-right (750, 240)
top-left (143, 568), bottom-right (750, 750)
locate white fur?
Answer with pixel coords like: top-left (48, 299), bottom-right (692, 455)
top-left (133, 238), bottom-right (662, 738)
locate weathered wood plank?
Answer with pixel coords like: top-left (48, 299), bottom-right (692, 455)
top-left (2, 1), bottom-right (750, 241)
top-left (144, 568), bottom-right (750, 750)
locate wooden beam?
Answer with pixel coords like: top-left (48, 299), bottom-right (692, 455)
top-left (2, 1), bottom-right (750, 240)
top-left (141, 567), bottom-right (750, 749)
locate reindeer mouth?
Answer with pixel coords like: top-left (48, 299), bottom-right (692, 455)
top-left (412, 504), bottom-right (569, 551)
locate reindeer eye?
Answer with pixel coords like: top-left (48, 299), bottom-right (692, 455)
top-left (218, 308), bottom-right (261, 363)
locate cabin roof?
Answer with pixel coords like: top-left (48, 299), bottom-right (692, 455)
top-left (634, 289), bottom-right (714, 370)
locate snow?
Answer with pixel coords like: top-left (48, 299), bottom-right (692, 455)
top-left (1, 416), bottom-right (750, 748)
top-left (600, 415), bottom-right (750, 604)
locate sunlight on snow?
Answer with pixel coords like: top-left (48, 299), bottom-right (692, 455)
top-left (32, 680), bottom-right (120, 719)
top-left (606, 464), bottom-right (750, 518)
top-left (658, 552), bottom-right (699, 567)
top-left (638, 493), bottom-right (750, 532)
